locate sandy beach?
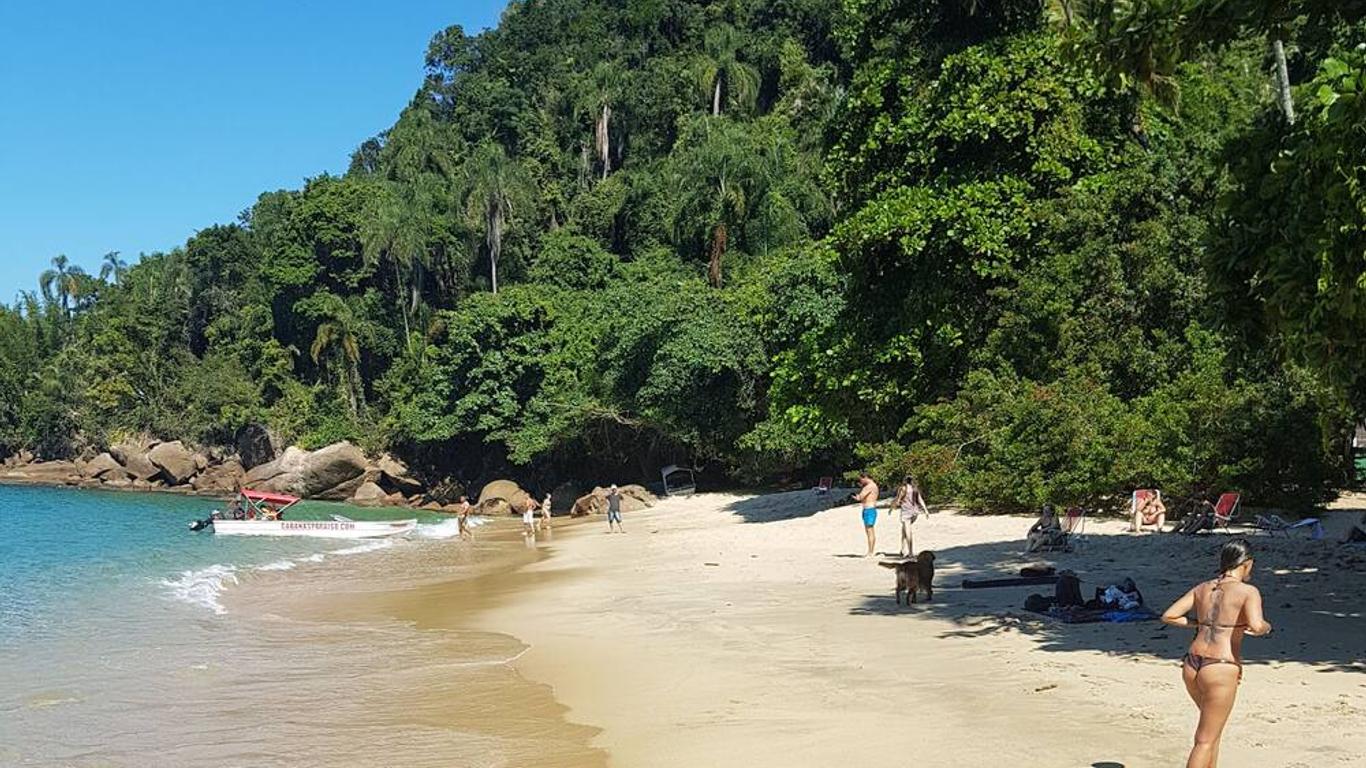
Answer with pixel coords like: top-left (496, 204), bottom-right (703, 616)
top-left (454, 491), bottom-right (1366, 767)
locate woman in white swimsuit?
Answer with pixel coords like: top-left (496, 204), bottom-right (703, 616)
top-left (891, 475), bottom-right (928, 557)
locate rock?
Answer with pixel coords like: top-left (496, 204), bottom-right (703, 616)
top-left (419, 501), bottom-right (443, 511)
top-left (82, 452), bottom-right (125, 480)
top-left (148, 441), bottom-right (198, 485)
top-left (572, 485), bottom-right (657, 516)
top-left (104, 476), bottom-right (133, 489)
top-left (477, 479), bottom-right (530, 511)
top-left (243, 442), bottom-right (369, 499)
top-left (191, 458), bottom-right (244, 494)
top-left (110, 440), bottom-right (162, 481)
top-left (234, 423), bottom-right (278, 470)
top-left (478, 497), bottom-right (514, 517)
top-left (375, 453), bottom-right (423, 495)
top-left (350, 481), bottom-right (390, 507)
top-left (17, 448), bottom-right (34, 465)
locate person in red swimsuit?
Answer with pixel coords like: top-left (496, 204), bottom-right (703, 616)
top-left (1161, 539), bottom-right (1273, 768)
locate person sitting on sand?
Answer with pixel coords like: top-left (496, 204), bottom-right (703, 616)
top-left (606, 485), bottom-right (625, 533)
top-left (891, 475), bottom-right (928, 557)
top-left (454, 495), bottom-right (472, 540)
top-left (1026, 505), bottom-right (1064, 553)
top-left (1161, 539), bottom-right (1272, 768)
top-left (1131, 492), bottom-right (1167, 533)
top-left (854, 471), bottom-right (880, 557)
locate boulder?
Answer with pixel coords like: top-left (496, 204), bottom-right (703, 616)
top-left (375, 453), bottom-right (423, 495)
top-left (190, 458), bottom-right (244, 494)
top-left (478, 497), bottom-right (514, 517)
top-left (234, 423), bottom-right (278, 470)
top-left (350, 481), bottom-right (390, 507)
top-left (477, 479), bottom-right (530, 511)
top-left (572, 485), bottom-right (657, 516)
top-left (242, 442), bottom-right (369, 499)
top-left (148, 441), bottom-right (198, 485)
top-left (110, 440), bottom-right (161, 481)
top-left (82, 452), bottom-right (125, 480)
top-left (9, 460), bottom-right (81, 485)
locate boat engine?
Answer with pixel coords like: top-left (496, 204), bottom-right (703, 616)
top-left (188, 517), bottom-right (214, 532)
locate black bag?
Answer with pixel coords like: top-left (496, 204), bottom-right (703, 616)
top-left (1055, 570), bottom-right (1084, 607)
top-left (1025, 593), bottom-right (1055, 612)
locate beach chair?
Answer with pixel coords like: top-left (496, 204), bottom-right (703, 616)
top-left (1253, 514), bottom-right (1325, 540)
top-left (813, 476), bottom-right (833, 495)
top-left (1211, 493), bottom-right (1241, 530)
top-left (1063, 506), bottom-right (1088, 550)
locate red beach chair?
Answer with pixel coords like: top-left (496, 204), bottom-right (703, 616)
top-left (1211, 493), bottom-right (1241, 530)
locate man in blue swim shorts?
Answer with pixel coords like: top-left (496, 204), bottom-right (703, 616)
top-left (855, 471), bottom-right (880, 557)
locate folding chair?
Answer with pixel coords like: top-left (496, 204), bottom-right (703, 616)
top-left (1131, 489), bottom-right (1163, 529)
top-left (1063, 506), bottom-right (1088, 550)
top-left (812, 476), bottom-right (833, 495)
top-left (1211, 493), bottom-right (1241, 530)
top-left (1253, 514), bottom-right (1325, 540)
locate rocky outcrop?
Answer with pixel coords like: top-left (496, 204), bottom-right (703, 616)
top-left (572, 484), bottom-right (657, 516)
top-left (0, 460), bottom-right (81, 485)
top-left (242, 442), bottom-right (370, 499)
top-left (190, 457), bottom-right (244, 494)
top-left (110, 440), bottom-right (161, 481)
top-left (350, 481), bottom-right (390, 507)
top-left (478, 479), bottom-right (530, 515)
top-left (375, 454), bottom-right (422, 495)
top-left (148, 441), bottom-right (198, 485)
top-left (82, 452), bottom-right (127, 480)
top-left (234, 423), bottom-right (277, 470)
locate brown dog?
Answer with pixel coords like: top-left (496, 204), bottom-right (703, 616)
top-left (879, 551), bottom-right (935, 605)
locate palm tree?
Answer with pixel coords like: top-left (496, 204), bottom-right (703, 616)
top-left (693, 24), bottom-right (760, 116)
top-left (460, 142), bottom-right (529, 294)
top-left (99, 251), bottom-right (128, 285)
top-left (576, 62), bottom-right (625, 179)
top-left (38, 255), bottom-right (87, 316)
top-left (309, 296), bottom-right (366, 416)
top-left (669, 120), bottom-right (756, 288)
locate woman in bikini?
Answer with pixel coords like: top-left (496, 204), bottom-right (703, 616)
top-left (1161, 539), bottom-right (1272, 768)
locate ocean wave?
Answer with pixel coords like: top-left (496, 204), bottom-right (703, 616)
top-left (163, 564), bottom-right (238, 615)
top-left (414, 519), bottom-right (462, 539)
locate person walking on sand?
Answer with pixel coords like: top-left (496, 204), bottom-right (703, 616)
top-left (522, 496), bottom-right (538, 536)
top-left (854, 472), bottom-right (880, 557)
top-left (540, 492), bottom-right (553, 530)
top-left (606, 484), bottom-right (625, 533)
top-left (1161, 539), bottom-right (1273, 768)
top-left (891, 475), bottom-right (928, 557)
top-left (454, 495), bottom-right (472, 540)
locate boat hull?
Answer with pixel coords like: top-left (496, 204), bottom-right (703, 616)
top-left (211, 519), bottom-right (416, 539)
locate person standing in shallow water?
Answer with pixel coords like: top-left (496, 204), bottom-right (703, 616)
top-left (540, 492), bottom-right (553, 531)
top-left (1161, 539), bottom-right (1273, 768)
top-left (454, 495), bottom-right (472, 540)
top-left (854, 472), bottom-right (880, 557)
top-left (606, 484), bottom-right (624, 533)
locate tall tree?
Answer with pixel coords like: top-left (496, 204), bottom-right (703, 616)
top-left (38, 255), bottom-right (86, 317)
top-left (306, 293), bottom-right (368, 416)
top-left (694, 24), bottom-right (760, 116)
top-left (576, 62), bottom-right (625, 180)
top-left (460, 142), bottom-right (529, 294)
top-left (99, 251), bottom-right (128, 285)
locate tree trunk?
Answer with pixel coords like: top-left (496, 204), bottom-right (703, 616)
top-left (488, 205), bottom-right (502, 294)
top-left (1272, 37), bottom-right (1295, 125)
top-left (712, 77), bottom-right (722, 117)
top-left (598, 103), bottom-right (612, 179)
top-left (708, 222), bottom-right (726, 288)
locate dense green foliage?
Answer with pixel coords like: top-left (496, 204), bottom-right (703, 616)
top-left (2, 0), bottom-right (1362, 511)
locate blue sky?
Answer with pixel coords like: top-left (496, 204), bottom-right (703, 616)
top-left (0, 0), bottom-right (505, 299)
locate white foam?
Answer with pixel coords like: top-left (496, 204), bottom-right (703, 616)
top-left (414, 519), bottom-right (463, 539)
top-left (163, 564), bottom-right (238, 615)
top-left (330, 539), bottom-right (394, 556)
top-left (257, 559), bottom-right (297, 572)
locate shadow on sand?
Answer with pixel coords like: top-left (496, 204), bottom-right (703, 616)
top-left (850, 528), bottom-right (1366, 674)
top-left (723, 489), bottom-right (853, 523)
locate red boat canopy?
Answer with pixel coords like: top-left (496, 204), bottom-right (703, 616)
top-left (241, 490), bottom-right (301, 506)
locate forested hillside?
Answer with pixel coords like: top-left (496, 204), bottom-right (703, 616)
top-left (2, 0), bottom-right (1363, 511)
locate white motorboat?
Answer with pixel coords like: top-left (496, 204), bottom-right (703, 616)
top-left (209, 517), bottom-right (416, 538)
top-left (191, 490), bottom-right (416, 539)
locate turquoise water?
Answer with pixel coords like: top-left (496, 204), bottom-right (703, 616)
top-left (0, 484), bottom-right (474, 766)
top-left (0, 485), bottom-right (444, 637)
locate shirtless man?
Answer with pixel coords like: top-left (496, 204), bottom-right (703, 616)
top-left (855, 471), bottom-right (880, 557)
top-left (453, 495), bottom-right (472, 540)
